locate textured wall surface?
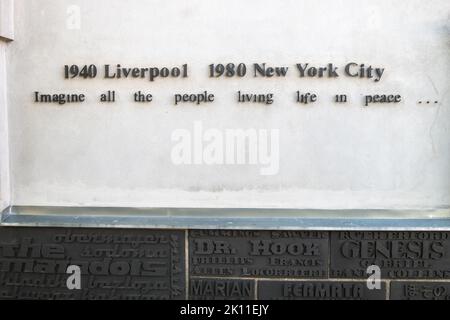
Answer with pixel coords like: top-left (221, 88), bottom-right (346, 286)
top-left (0, 226), bottom-right (449, 300)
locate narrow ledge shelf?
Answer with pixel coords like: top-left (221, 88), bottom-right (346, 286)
top-left (2, 205), bottom-right (450, 231)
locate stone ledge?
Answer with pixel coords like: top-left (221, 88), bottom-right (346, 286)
top-left (3, 205), bottom-right (450, 230)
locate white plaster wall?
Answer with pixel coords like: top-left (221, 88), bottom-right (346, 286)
top-left (5, 0), bottom-right (450, 210)
top-left (0, 0), bottom-right (12, 211)
top-left (0, 42), bottom-right (10, 212)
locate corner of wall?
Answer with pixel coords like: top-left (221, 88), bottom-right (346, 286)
top-left (0, 0), bottom-right (14, 42)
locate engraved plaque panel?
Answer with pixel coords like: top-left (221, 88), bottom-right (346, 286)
top-left (189, 230), bottom-right (328, 278)
top-left (0, 227), bottom-right (185, 300)
top-left (330, 231), bottom-right (450, 279)
top-left (258, 281), bottom-right (386, 300)
top-left (390, 282), bottom-right (450, 300)
top-left (190, 278), bottom-right (255, 300)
